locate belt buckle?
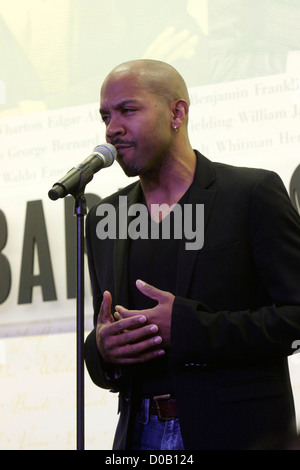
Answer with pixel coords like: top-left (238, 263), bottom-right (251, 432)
top-left (153, 394), bottom-right (172, 422)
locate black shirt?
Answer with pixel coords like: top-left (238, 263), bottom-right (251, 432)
top-left (128, 192), bottom-right (189, 397)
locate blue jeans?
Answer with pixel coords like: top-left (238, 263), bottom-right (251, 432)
top-left (131, 399), bottom-right (185, 450)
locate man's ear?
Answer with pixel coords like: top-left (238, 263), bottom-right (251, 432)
top-left (171, 99), bottom-right (189, 128)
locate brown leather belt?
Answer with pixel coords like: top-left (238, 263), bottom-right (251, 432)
top-left (149, 394), bottom-right (178, 421)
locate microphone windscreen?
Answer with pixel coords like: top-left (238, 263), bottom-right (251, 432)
top-left (93, 143), bottom-right (117, 167)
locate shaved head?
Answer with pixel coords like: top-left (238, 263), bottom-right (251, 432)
top-left (99, 59), bottom-right (195, 180)
top-left (102, 59), bottom-right (190, 107)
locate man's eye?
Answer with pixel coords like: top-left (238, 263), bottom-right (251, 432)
top-left (122, 108), bottom-right (135, 114)
top-left (101, 115), bottom-right (110, 124)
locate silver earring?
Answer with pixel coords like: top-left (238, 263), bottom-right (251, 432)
top-left (173, 124), bottom-right (178, 132)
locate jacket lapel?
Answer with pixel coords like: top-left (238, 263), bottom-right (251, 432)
top-left (176, 152), bottom-right (216, 297)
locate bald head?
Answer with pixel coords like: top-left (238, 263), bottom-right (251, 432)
top-left (102, 59), bottom-right (190, 107)
top-left (100, 59), bottom-right (195, 179)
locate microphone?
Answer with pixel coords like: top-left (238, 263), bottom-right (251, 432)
top-left (48, 143), bottom-right (117, 200)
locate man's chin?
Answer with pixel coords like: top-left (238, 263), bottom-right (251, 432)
top-left (117, 158), bottom-right (140, 177)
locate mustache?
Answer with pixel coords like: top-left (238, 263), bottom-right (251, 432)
top-left (111, 139), bottom-right (135, 147)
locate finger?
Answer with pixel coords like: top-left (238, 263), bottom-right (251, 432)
top-left (96, 314), bottom-right (148, 360)
top-left (97, 291), bottom-right (113, 325)
top-left (102, 322), bottom-right (163, 364)
top-left (111, 323), bottom-right (160, 347)
top-left (115, 305), bottom-right (143, 319)
top-left (108, 314), bottom-right (147, 335)
top-left (115, 335), bottom-right (164, 360)
top-left (135, 279), bottom-right (167, 302)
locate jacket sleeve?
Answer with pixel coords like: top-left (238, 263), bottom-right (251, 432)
top-left (170, 171), bottom-right (300, 368)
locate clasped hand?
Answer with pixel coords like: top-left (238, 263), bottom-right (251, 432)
top-left (96, 280), bottom-right (174, 365)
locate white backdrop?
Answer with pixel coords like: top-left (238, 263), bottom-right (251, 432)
top-left (0, 0), bottom-right (299, 450)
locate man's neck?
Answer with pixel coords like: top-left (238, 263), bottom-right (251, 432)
top-left (140, 148), bottom-right (196, 222)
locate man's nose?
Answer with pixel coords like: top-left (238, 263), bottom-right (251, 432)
top-left (106, 117), bottom-right (125, 139)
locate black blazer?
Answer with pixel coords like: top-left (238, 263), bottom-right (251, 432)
top-left (84, 151), bottom-right (300, 450)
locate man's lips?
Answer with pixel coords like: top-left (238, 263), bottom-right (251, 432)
top-left (112, 143), bottom-right (134, 160)
top-left (113, 143), bottom-right (133, 150)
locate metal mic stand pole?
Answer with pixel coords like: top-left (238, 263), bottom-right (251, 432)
top-left (73, 192), bottom-right (87, 451)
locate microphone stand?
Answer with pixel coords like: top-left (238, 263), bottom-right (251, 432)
top-left (49, 184), bottom-right (87, 450)
top-left (73, 191), bottom-right (87, 451)
top-left (51, 186), bottom-right (87, 450)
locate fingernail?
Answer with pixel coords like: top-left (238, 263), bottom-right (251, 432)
top-left (153, 336), bottom-right (162, 344)
top-left (149, 325), bottom-right (158, 333)
top-left (157, 349), bottom-right (165, 356)
top-left (139, 315), bottom-right (147, 323)
top-left (136, 279), bottom-right (146, 287)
